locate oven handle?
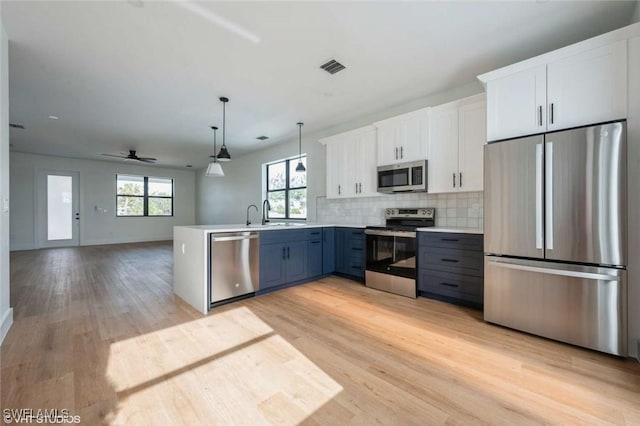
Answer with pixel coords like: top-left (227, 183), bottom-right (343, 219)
top-left (365, 229), bottom-right (416, 238)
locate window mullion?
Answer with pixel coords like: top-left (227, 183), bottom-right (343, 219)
top-left (144, 177), bottom-right (149, 216)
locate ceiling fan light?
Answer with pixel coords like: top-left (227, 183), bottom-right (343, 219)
top-left (295, 160), bottom-right (306, 172)
top-left (206, 161), bottom-right (224, 177)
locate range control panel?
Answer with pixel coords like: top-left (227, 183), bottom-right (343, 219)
top-left (384, 207), bottom-right (435, 220)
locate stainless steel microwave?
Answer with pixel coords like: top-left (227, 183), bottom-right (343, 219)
top-left (377, 160), bottom-right (427, 193)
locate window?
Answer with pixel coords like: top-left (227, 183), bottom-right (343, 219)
top-left (266, 157), bottom-right (307, 219)
top-left (117, 174), bottom-right (173, 217)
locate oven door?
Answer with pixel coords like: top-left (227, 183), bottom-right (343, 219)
top-left (365, 230), bottom-right (416, 279)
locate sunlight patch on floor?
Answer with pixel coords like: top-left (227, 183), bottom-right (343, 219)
top-left (104, 306), bottom-right (343, 425)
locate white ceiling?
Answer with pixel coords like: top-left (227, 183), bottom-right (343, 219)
top-left (3, 1), bottom-right (637, 168)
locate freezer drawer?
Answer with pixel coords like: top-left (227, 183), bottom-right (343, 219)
top-left (484, 257), bottom-right (627, 356)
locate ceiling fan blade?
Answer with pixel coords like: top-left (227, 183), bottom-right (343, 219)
top-left (101, 153), bottom-right (128, 159)
top-left (137, 156), bottom-right (157, 161)
top-left (138, 158), bottom-right (156, 163)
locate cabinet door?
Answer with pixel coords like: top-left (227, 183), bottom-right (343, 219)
top-left (325, 142), bottom-right (343, 199)
top-left (307, 239), bottom-right (323, 278)
top-left (486, 65), bottom-right (546, 141)
top-left (547, 40), bottom-right (627, 131)
top-left (285, 241), bottom-right (308, 282)
top-left (375, 122), bottom-right (401, 166)
top-left (354, 128), bottom-right (378, 197)
top-left (428, 102), bottom-right (459, 193)
top-left (340, 138), bottom-right (357, 198)
top-left (458, 95), bottom-right (486, 192)
top-left (399, 108), bottom-right (429, 162)
top-left (322, 227), bottom-right (336, 274)
top-left (260, 243), bottom-right (286, 289)
top-left (335, 228), bottom-right (348, 274)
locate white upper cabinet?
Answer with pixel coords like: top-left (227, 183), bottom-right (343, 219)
top-left (486, 65), bottom-right (546, 141)
top-left (320, 126), bottom-right (378, 199)
top-left (374, 108), bottom-right (428, 166)
top-left (546, 41), bottom-right (627, 131)
top-left (428, 93), bottom-right (486, 194)
top-left (483, 40), bottom-right (627, 141)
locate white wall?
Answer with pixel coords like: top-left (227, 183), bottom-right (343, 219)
top-left (196, 81), bottom-right (483, 225)
top-left (0, 11), bottom-right (11, 344)
top-left (10, 152), bottom-right (196, 250)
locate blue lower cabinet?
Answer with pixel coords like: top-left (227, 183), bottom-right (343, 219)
top-left (308, 239), bottom-right (323, 278)
top-left (259, 231), bottom-right (309, 293)
top-left (335, 227), bottom-right (365, 280)
top-left (322, 227), bottom-right (335, 274)
top-left (259, 243), bottom-right (287, 290)
top-left (286, 240), bottom-right (308, 282)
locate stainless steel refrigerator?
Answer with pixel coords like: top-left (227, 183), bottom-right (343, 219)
top-left (484, 121), bottom-right (627, 356)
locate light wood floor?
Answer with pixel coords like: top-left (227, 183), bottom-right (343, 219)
top-left (2, 241), bottom-right (640, 425)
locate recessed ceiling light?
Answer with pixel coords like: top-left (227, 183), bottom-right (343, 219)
top-left (48, 115), bottom-right (59, 120)
top-left (256, 136), bottom-right (269, 141)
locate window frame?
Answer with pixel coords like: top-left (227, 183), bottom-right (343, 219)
top-left (265, 156), bottom-right (307, 220)
top-left (116, 174), bottom-right (174, 217)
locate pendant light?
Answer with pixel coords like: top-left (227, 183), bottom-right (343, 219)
top-left (205, 126), bottom-right (224, 177)
top-left (295, 122), bottom-right (306, 172)
top-left (217, 97), bottom-right (231, 161)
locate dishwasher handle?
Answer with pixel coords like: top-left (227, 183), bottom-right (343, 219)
top-left (211, 234), bottom-right (259, 242)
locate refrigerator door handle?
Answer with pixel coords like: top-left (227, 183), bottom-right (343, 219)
top-left (535, 143), bottom-right (543, 249)
top-left (545, 141), bottom-right (554, 250)
top-left (487, 259), bottom-right (621, 281)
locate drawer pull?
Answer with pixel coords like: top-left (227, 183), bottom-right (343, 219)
top-left (441, 238), bottom-right (459, 242)
top-left (351, 266), bottom-right (362, 270)
top-left (440, 282), bottom-right (459, 288)
top-left (441, 258), bottom-right (459, 263)
top-left (351, 247), bottom-right (363, 251)
top-left (310, 241), bottom-right (321, 244)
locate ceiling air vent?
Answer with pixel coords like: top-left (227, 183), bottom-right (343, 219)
top-left (256, 136), bottom-right (269, 141)
top-left (9, 123), bottom-right (25, 130)
top-left (320, 59), bottom-right (346, 75)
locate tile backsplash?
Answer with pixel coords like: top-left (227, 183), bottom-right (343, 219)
top-left (316, 191), bottom-right (483, 228)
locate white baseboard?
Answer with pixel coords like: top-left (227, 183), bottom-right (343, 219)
top-left (0, 307), bottom-right (13, 345)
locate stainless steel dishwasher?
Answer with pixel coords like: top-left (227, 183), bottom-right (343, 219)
top-left (209, 231), bottom-right (259, 307)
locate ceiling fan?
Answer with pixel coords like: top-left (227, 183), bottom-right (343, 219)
top-left (101, 150), bottom-right (156, 163)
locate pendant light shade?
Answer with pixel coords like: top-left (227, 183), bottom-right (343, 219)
top-left (217, 97), bottom-right (231, 162)
top-left (206, 126), bottom-right (224, 177)
top-left (295, 122), bottom-right (306, 172)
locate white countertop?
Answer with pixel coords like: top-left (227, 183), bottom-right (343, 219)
top-left (417, 227), bottom-right (484, 235)
top-left (175, 223), bottom-right (367, 234)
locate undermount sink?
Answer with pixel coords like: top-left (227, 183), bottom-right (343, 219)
top-left (267, 222), bottom-right (306, 227)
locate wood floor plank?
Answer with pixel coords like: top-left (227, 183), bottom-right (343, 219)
top-left (2, 241), bottom-right (640, 425)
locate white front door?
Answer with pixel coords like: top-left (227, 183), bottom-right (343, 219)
top-left (37, 170), bottom-right (80, 248)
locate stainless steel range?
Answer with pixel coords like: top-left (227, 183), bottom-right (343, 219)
top-left (365, 208), bottom-right (435, 298)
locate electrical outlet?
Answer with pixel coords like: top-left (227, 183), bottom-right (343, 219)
top-left (2, 197), bottom-right (8, 213)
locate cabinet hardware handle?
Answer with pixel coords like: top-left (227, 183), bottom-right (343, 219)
top-left (311, 241), bottom-right (321, 244)
top-left (441, 258), bottom-right (459, 263)
top-left (440, 282), bottom-right (459, 288)
top-left (287, 246), bottom-right (290, 259)
top-left (395, 147), bottom-right (399, 160)
top-left (282, 247), bottom-right (286, 260)
top-left (351, 247), bottom-right (363, 251)
top-left (351, 266), bottom-right (362, 270)
top-left (453, 173), bottom-right (456, 188)
top-left (338, 185), bottom-right (341, 195)
top-left (550, 103), bottom-right (554, 124)
top-left (355, 183), bottom-right (358, 193)
top-left (400, 146), bottom-right (404, 159)
top-left (441, 238), bottom-right (459, 242)
top-left (459, 172), bottom-right (462, 188)
top-left (538, 105), bottom-right (543, 126)
top-left (352, 232), bottom-right (362, 235)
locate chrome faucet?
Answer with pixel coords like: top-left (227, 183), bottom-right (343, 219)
top-left (261, 199), bottom-right (271, 225)
top-left (246, 204), bottom-right (258, 226)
